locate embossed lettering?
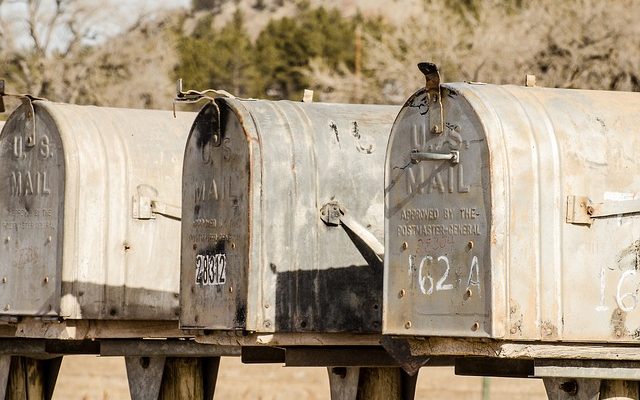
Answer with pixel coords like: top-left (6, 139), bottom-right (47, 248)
top-left (9, 171), bottom-right (50, 196)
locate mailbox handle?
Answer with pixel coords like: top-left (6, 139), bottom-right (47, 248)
top-left (411, 149), bottom-right (459, 164)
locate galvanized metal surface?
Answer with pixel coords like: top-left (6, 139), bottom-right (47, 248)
top-left (0, 101), bottom-right (195, 321)
top-left (384, 82), bottom-right (640, 343)
top-left (181, 99), bottom-right (399, 333)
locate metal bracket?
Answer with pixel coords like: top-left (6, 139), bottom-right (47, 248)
top-left (410, 149), bottom-right (459, 164)
top-left (567, 195), bottom-right (640, 225)
top-left (133, 195), bottom-right (181, 220)
top-left (417, 62), bottom-right (444, 135)
top-left (320, 202), bottom-right (384, 264)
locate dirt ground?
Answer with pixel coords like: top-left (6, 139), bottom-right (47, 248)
top-left (52, 355), bottom-right (548, 399)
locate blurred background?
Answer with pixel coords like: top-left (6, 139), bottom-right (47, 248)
top-left (1, 0), bottom-right (638, 111)
top-left (0, 0), bottom-right (637, 398)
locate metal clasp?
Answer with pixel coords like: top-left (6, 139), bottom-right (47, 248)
top-left (567, 195), bottom-right (640, 225)
top-left (417, 62), bottom-right (444, 135)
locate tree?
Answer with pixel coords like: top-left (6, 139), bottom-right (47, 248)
top-left (175, 11), bottom-right (257, 97)
top-left (253, 6), bottom-right (359, 99)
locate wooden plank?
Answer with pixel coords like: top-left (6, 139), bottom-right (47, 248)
top-left (405, 338), bottom-right (640, 361)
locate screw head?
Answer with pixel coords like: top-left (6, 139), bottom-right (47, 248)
top-left (401, 242), bottom-right (408, 251)
top-left (43, 276), bottom-right (49, 284)
top-left (1, 277), bottom-right (6, 283)
top-left (471, 322), bottom-right (480, 332)
top-left (467, 241), bottom-right (474, 250)
top-left (404, 321), bottom-right (412, 329)
top-left (398, 289), bottom-right (406, 298)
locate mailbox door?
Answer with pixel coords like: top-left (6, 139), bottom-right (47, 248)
top-left (181, 102), bottom-right (250, 329)
top-left (384, 87), bottom-right (492, 336)
top-left (0, 104), bottom-right (63, 316)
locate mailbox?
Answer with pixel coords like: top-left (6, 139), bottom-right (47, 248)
top-left (384, 65), bottom-right (640, 342)
top-left (0, 101), bottom-right (194, 321)
top-left (181, 99), bottom-right (399, 332)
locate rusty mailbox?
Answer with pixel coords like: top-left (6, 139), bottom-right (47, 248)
top-left (384, 65), bottom-right (640, 342)
top-left (181, 98), bottom-right (399, 332)
top-left (0, 100), bottom-right (194, 322)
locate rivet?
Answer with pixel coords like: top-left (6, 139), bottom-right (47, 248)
top-left (398, 289), bottom-right (406, 298)
top-left (229, 286), bottom-right (233, 293)
top-left (510, 327), bottom-right (517, 334)
top-left (616, 329), bottom-right (623, 337)
top-left (471, 322), bottom-right (480, 332)
top-left (43, 276), bottom-right (49, 284)
top-left (5, 237), bottom-right (10, 243)
top-left (264, 320), bottom-right (271, 328)
top-left (265, 304), bottom-right (270, 309)
top-left (401, 242), bottom-right (408, 251)
top-left (404, 321), bottom-right (412, 329)
top-left (1, 277), bottom-right (6, 283)
top-left (464, 288), bottom-right (472, 299)
top-left (467, 241), bottom-right (474, 250)
top-left (192, 243), bottom-right (197, 250)
top-left (231, 242), bottom-right (236, 249)
top-left (617, 309), bottom-right (623, 316)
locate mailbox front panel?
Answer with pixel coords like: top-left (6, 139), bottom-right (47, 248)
top-left (181, 103), bottom-right (250, 329)
top-left (384, 88), bottom-right (492, 336)
top-left (0, 104), bottom-right (64, 316)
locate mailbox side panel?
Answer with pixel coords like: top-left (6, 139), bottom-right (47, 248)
top-left (0, 104), bottom-right (64, 316)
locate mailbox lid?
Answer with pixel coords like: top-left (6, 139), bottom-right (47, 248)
top-left (384, 85), bottom-right (492, 337)
top-left (0, 103), bottom-right (64, 316)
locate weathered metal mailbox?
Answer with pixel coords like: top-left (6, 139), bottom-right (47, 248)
top-left (384, 65), bottom-right (640, 344)
top-left (0, 100), bottom-right (194, 323)
top-left (181, 98), bottom-right (400, 333)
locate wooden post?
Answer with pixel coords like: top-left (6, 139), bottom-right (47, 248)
top-left (600, 380), bottom-right (639, 400)
top-left (159, 357), bottom-right (220, 400)
top-left (328, 367), bottom-right (418, 400)
top-left (5, 356), bottom-right (61, 400)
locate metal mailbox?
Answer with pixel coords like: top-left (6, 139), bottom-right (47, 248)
top-left (181, 98), bottom-right (399, 332)
top-left (384, 67), bottom-right (640, 342)
top-left (0, 101), bottom-right (194, 321)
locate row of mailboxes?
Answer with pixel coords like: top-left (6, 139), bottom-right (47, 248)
top-left (2, 67), bottom-right (640, 348)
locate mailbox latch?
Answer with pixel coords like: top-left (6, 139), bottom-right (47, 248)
top-left (320, 201), bottom-right (384, 265)
top-left (417, 62), bottom-right (444, 135)
top-left (567, 195), bottom-right (640, 225)
top-left (133, 195), bottom-right (181, 220)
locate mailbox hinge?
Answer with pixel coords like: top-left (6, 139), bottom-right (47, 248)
top-left (320, 201), bottom-right (384, 265)
top-left (567, 195), bottom-right (640, 225)
top-left (133, 195), bottom-right (181, 220)
top-left (417, 62), bottom-right (444, 135)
